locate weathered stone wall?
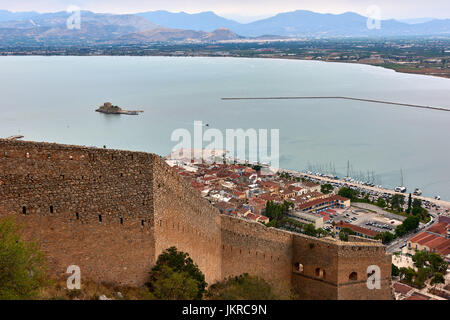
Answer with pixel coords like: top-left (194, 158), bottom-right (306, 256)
top-left (1, 210), bottom-right (155, 286)
top-left (0, 139), bottom-right (392, 299)
top-left (220, 215), bottom-right (293, 293)
top-left (0, 140), bottom-right (156, 285)
top-left (152, 156), bottom-right (222, 285)
top-left (291, 235), bottom-right (340, 299)
top-left (291, 235), bottom-right (392, 300)
top-left (336, 243), bottom-right (392, 300)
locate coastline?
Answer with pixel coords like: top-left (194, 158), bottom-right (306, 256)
top-left (1, 53), bottom-right (449, 81)
top-left (279, 167), bottom-right (450, 208)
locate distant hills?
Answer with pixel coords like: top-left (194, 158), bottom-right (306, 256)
top-left (0, 9), bottom-right (449, 46)
top-left (0, 11), bottom-right (160, 45)
top-left (0, 10), bottom-right (242, 45)
top-left (136, 10), bottom-right (450, 37)
top-left (136, 10), bottom-right (241, 32)
top-left (115, 27), bottom-right (242, 43)
top-left (0, 9), bottom-right (39, 22)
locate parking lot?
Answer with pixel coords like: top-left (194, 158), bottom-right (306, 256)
top-left (324, 205), bottom-right (403, 234)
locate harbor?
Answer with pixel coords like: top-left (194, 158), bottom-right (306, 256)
top-left (279, 167), bottom-right (450, 209)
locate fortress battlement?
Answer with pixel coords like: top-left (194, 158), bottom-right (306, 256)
top-left (0, 139), bottom-right (392, 299)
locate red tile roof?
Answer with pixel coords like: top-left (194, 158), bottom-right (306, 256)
top-left (408, 231), bottom-right (450, 256)
top-left (427, 222), bottom-right (449, 236)
top-left (336, 221), bottom-right (380, 237)
top-left (297, 195), bottom-right (349, 211)
top-left (393, 283), bottom-right (414, 295)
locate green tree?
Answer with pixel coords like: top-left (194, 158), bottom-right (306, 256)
top-left (430, 272), bottom-right (445, 287)
top-left (399, 267), bottom-right (416, 284)
top-left (375, 231), bottom-right (395, 244)
top-left (412, 198), bottom-right (422, 208)
top-left (303, 224), bottom-right (318, 237)
top-left (338, 187), bottom-right (359, 201)
top-left (151, 265), bottom-right (200, 300)
top-left (208, 274), bottom-right (278, 300)
top-left (406, 193), bottom-right (412, 214)
top-left (339, 227), bottom-right (355, 242)
top-left (414, 267), bottom-right (429, 288)
top-left (395, 215), bottom-right (420, 237)
top-left (412, 251), bottom-right (429, 269)
top-left (392, 264), bottom-right (400, 277)
top-left (147, 247), bottom-right (206, 300)
top-left (428, 253), bottom-right (448, 274)
top-left (0, 218), bottom-right (47, 300)
top-left (320, 184), bottom-right (334, 194)
top-left (375, 197), bottom-right (387, 208)
top-left (391, 194), bottom-right (405, 211)
top-left (265, 201), bottom-right (293, 222)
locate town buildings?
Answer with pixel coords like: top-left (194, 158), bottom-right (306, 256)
top-left (166, 158), bottom-right (350, 232)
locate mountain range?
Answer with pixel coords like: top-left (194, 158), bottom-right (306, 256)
top-left (0, 9), bottom-right (449, 45)
top-left (137, 10), bottom-right (450, 37)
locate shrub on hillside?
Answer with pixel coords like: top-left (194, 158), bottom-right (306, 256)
top-left (146, 247), bottom-right (206, 300)
top-left (0, 217), bottom-right (47, 299)
top-left (207, 273), bottom-right (278, 300)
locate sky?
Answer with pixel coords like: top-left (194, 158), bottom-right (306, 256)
top-left (1, 0), bottom-right (449, 22)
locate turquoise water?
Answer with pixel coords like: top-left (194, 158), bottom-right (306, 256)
top-left (1, 56), bottom-right (450, 199)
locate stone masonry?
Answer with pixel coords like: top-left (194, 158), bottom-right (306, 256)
top-left (0, 139), bottom-right (392, 299)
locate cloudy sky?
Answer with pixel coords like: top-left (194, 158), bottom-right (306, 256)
top-left (1, 0), bottom-right (449, 22)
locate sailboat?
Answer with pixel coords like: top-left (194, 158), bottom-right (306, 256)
top-left (394, 169), bottom-right (407, 193)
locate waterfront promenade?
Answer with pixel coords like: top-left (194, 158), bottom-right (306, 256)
top-left (279, 168), bottom-right (450, 209)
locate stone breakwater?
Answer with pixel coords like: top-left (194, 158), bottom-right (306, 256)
top-left (221, 96), bottom-right (450, 112)
top-left (0, 139), bottom-right (392, 299)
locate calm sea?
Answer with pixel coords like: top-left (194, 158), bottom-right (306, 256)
top-left (1, 56), bottom-right (449, 199)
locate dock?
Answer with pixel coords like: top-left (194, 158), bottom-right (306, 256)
top-left (221, 96), bottom-right (450, 112)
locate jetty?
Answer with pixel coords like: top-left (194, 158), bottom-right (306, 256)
top-left (96, 102), bottom-right (143, 115)
top-left (221, 96), bottom-right (450, 112)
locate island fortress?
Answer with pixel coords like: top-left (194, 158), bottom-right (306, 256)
top-left (96, 102), bottom-right (143, 115)
top-left (0, 139), bottom-right (392, 300)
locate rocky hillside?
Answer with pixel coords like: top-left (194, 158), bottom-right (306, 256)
top-left (116, 27), bottom-right (242, 43)
top-left (0, 11), bottom-right (243, 45)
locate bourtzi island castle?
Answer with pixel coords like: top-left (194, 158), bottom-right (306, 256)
top-left (0, 139), bottom-right (392, 300)
top-left (96, 102), bottom-right (143, 115)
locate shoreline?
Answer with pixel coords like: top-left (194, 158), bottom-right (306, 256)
top-left (279, 167), bottom-right (450, 208)
top-left (1, 53), bottom-right (449, 81)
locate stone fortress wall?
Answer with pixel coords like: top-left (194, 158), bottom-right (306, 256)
top-left (0, 139), bottom-right (392, 299)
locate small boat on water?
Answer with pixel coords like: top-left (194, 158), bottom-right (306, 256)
top-left (435, 195), bottom-right (441, 200)
top-left (394, 186), bottom-right (407, 193)
top-left (413, 188), bottom-right (422, 196)
top-left (394, 169), bottom-right (407, 193)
